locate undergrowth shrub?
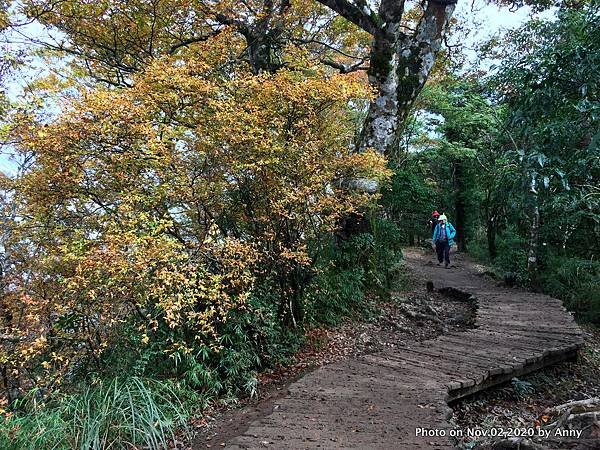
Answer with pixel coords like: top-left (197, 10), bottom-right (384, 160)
top-left (470, 227), bottom-right (529, 283)
top-left (465, 229), bottom-right (490, 264)
top-left (0, 209), bottom-right (410, 449)
top-left (1, 217), bottom-right (405, 449)
top-left (98, 285), bottom-right (304, 404)
top-left (0, 377), bottom-right (193, 450)
top-left (490, 228), bottom-right (529, 284)
top-left (305, 257), bottom-right (367, 325)
top-left (540, 255), bottom-right (600, 324)
top-left (371, 217), bottom-right (404, 291)
top-left (305, 216), bottom-right (403, 325)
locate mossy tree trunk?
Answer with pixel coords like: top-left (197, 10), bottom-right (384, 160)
top-left (317, 0), bottom-right (456, 155)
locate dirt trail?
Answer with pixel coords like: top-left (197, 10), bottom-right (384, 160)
top-left (200, 249), bottom-right (584, 449)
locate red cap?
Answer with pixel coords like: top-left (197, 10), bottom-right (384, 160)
top-left (432, 211), bottom-right (440, 217)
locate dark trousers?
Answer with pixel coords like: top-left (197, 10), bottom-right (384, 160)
top-left (435, 240), bottom-right (450, 265)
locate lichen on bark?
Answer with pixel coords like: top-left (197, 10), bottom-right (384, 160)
top-left (348, 1), bottom-right (456, 156)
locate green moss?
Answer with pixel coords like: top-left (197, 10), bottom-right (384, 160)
top-left (370, 11), bottom-right (384, 29)
top-left (370, 45), bottom-right (394, 78)
top-left (395, 49), bottom-right (422, 100)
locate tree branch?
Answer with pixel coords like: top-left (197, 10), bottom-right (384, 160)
top-left (379, 0), bottom-right (406, 25)
top-left (292, 37), bottom-right (366, 60)
top-left (321, 58), bottom-right (368, 73)
top-left (428, 0), bottom-right (458, 4)
top-left (214, 13), bottom-right (251, 38)
top-left (168, 28), bottom-right (224, 55)
top-left (315, 0), bottom-right (379, 36)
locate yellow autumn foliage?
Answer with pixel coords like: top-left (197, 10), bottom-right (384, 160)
top-left (1, 36), bottom-right (389, 389)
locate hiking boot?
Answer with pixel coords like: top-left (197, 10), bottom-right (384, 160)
top-left (437, 262), bottom-right (442, 266)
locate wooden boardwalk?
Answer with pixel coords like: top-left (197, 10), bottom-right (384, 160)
top-left (225, 250), bottom-right (584, 449)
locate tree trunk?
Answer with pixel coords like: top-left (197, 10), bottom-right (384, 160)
top-left (358, 35), bottom-right (400, 154)
top-left (453, 160), bottom-right (467, 252)
top-left (217, 1), bottom-right (291, 75)
top-left (487, 217), bottom-right (497, 259)
top-left (366, 2), bottom-right (456, 155)
top-left (484, 192), bottom-right (497, 259)
top-left (317, 0), bottom-right (457, 156)
top-left (527, 174), bottom-right (541, 292)
top-left (247, 31), bottom-right (281, 74)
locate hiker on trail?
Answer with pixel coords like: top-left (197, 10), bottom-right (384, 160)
top-left (428, 210), bottom-right (440, 234)
top-left (432, 214), bottom-right (456, 268)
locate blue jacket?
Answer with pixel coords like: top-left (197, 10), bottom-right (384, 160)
top-left (433, 222), bottom-right (456, 246)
